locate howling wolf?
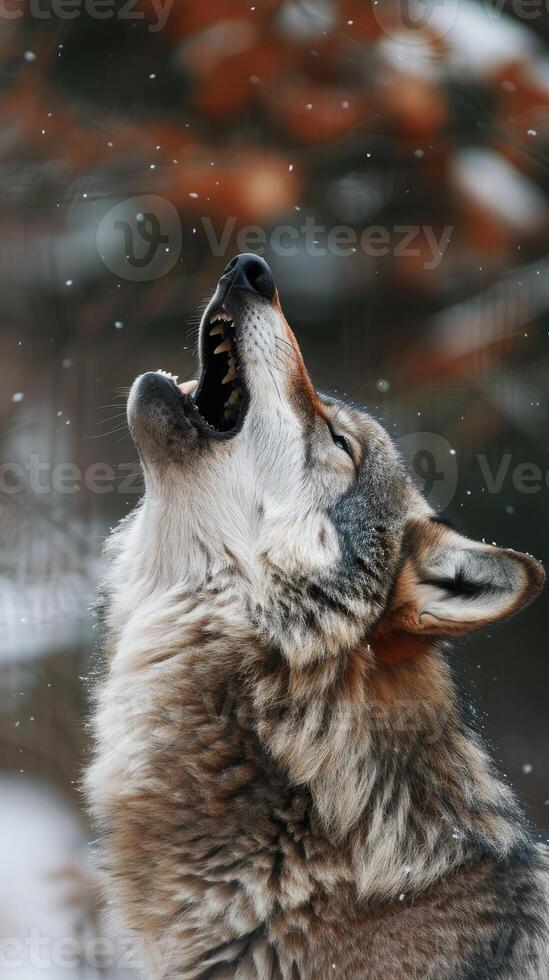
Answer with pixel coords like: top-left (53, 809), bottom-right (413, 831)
top-left (87, 254), bottom-right (547, 979)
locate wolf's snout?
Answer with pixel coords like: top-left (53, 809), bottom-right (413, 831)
top-left (222, 253), bottom-right (275, 301)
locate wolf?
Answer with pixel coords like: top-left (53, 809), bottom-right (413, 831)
top-left (87, 254), bottom-right (548, 979)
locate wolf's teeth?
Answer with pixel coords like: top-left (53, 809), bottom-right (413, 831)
top-left (209, 310), bottom-right (231, 325)
top-left (227, 388), bottom-right (241, 405)
top-left (222, 365), bottom-right (237, 384)
top-left (209, 324), bottom-right (224, 336)
top-left (214, 339), bottom-right (233, 354)
top-left (179, 379), bottom-right (198, 396)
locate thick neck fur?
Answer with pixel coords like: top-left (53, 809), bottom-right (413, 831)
top-left (97, 517), bottom-right (528, 907)
top-left (248, 641), bottom-right (527, 899)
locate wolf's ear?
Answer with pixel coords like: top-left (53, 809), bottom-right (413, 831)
top-left (383, 517), bottom-right (544, 637)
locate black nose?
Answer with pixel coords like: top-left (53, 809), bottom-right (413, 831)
top-left (223, 253), bottom-right (276, 301)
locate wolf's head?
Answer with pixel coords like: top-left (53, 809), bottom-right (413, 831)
top-left (125, 254), bottom-right (543, 662)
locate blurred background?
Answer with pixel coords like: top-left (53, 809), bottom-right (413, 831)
top-left (0, 0), bottom-right (548, 975)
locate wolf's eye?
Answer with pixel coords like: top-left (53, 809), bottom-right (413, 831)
top-left (330, 428), bottom-right (353, 458)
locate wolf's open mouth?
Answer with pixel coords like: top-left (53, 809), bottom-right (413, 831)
top-left (192, 309), bottom-right (247, 434)
top-left (154, 310), bottom-right (247, 438)
top-left (157, 309), bottom-right (248, 436)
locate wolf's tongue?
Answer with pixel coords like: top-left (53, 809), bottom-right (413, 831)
top-left (179, 379), bottom-right (198, 396)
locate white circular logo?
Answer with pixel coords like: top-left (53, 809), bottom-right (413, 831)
top-left (96, 195), bottom-right (182, 281)
top-left (372, 0), bottom-right (458, 46)
top-left (397, 432), bottom-right (458, 510)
